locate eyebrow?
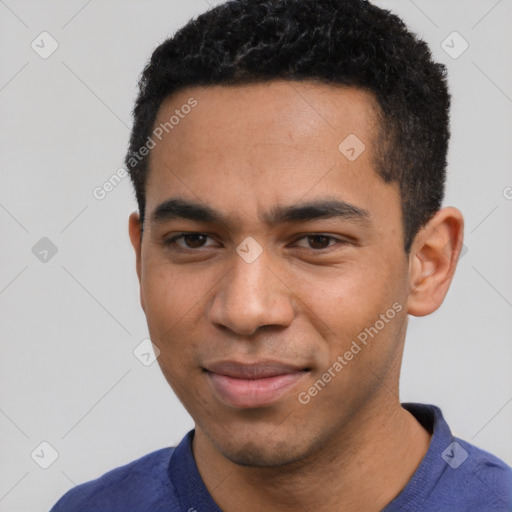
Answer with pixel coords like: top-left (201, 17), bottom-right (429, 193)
top-left (150, 197), bottom-right (371, 227)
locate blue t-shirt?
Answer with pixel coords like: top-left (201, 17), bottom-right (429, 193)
top-left (50, 403), bottom-right (512, 511)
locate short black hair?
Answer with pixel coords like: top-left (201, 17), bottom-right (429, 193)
top-left (125, 0), bottom-right (450, 253)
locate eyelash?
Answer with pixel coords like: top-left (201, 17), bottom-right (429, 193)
top-left (162, 232), bottom-right (345, 251)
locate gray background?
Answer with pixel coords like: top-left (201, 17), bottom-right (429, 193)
top-left (0, 0), bottom-right (511, 510)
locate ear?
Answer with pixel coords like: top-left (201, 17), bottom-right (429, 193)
top-left (406, 207), bottom-right (464, 317)
top-left (128, 211), bottom-right (145, 312)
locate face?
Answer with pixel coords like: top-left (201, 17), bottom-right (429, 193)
top-left (130, 81), bottom-right (413, 467)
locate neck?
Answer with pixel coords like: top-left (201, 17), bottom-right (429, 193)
top-left (193, 395), bottom-right (431, 512)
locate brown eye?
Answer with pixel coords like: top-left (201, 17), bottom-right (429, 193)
top-left (294, 235), bottom-right (340, 250)
top-left (163, 233), bottom-right (218, 249)
top-left (182, 234), bottom-right (208, 248)
top-left (307, 235), bottom-right (332, 249)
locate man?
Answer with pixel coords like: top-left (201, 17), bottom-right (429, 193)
top-left (50, 0), bottom-right (512, 510)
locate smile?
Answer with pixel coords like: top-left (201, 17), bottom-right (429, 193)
top-left (204, 361), bottom-right (310, 408)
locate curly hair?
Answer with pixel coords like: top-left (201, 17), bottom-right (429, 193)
top-left (125, 0), bottom-right (450, 253)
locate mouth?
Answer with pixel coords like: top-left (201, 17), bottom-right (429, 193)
top-left (204, 361), bottom-right (310, 408)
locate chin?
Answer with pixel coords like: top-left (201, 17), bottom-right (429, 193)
top-left (224, 441), bottom-right (305, 468)
top-left (208, 426), bottom-right (318, 468)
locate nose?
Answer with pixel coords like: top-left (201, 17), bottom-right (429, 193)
top-left (207, 249), bottom-right (295, 336)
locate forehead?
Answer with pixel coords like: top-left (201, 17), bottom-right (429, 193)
top-left (145, 80), bottom-right (397, 229)
top-left (151, 80), bottom-right (380, 159)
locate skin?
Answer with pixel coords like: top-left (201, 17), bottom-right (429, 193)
top-left (129, 80), bottom-right (464, 511)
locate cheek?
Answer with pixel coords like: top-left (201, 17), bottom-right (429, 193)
top-left (140, 256), bottom-right (226, 378)
top-left (293, 260), bottom-right (389, 324)
top-left (291, 256), bottom-right (405, 360)
top-left (141, 258), bottom-right (200, 344)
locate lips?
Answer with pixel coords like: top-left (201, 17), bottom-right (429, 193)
top-left (204, 361), bottom-right (309, 408)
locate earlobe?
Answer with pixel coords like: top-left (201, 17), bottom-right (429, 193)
top-left (406, 207), bottom-right (464, 317)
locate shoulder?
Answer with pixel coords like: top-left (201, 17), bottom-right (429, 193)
top-left (50, 447), bottom-right (180, 512)
top-left (437, 437), bottom-right (512, 511)
top-left (399, 403), bottom-right (512, 511)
